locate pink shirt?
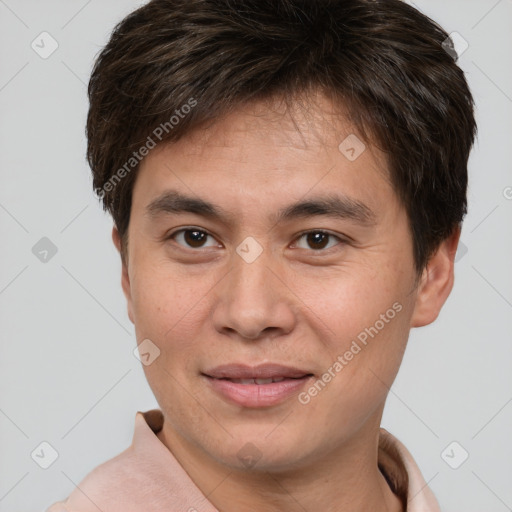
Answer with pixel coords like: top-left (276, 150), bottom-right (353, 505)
top-left (47, 409), bottom-right (440, 512)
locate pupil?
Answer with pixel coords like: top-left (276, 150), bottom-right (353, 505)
top-left (307, 232), bottom-right (328, 250)
top-left (185, 230), bottom-right (206, 248)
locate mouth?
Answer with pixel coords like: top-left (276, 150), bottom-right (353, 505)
top-left (202, 364), bottom-right (314, 407)
top-left (202, 362), bottom-right (313, 380)
top-left (221, 376), bottom-right (305, 384)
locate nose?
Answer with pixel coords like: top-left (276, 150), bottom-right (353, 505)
top-left (211, 245), bottom-right (297, 341)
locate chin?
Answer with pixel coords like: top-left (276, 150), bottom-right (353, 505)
top-left (205, 428), bottom-right (316, 473)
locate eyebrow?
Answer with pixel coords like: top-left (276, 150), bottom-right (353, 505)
top-left (145, 189), bottom-right (377, 227)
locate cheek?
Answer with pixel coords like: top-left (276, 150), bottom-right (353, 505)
top-left (130, 251), bottom-right (193, 329)
top-left (297, 311), bottom-right (410, 442)
top-left (129, 261), bottom-right (216, 367)
top-left (300, 271), bottom-right (411, 388)
top-left (298, 267), bottom-right (400, 338)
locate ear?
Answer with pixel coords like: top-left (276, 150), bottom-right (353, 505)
top-left (112, 226), bottom-right (134, 324)
top-left (410, 226), bottom-right (461, 328)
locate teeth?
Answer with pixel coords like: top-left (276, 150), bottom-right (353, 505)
top-left (228, 377), bottom-right (289, 384)
top-left (236, 379), bottom-right (257, 384)
top-left (254, 378), bottom-right (273, 384)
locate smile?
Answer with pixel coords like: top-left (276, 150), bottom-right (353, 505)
top-left (202, 363), bottom-right (314, 407)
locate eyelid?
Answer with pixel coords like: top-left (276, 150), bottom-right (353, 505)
top-left (293, 228), bottom-right (344, 240)
top-left (165, 227), bottom-right (348, 252)
top-left (291, 229), bottom-right (347, 251)
top-left (166, 226), bottom-right (222, 249)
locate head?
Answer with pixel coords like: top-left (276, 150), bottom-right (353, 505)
top-left (87, 0), bottom-right (475, 471)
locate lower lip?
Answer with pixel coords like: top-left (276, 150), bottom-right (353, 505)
top-left (203, 375), bottom-right (313, 408)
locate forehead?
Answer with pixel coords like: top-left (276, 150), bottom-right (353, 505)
top-left (170, 93), bottom-right (384, 164)
top-left (133, 93), bottom-right (397, 224)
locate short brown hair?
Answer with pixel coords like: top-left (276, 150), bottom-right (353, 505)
top-left (87, 0), bottom-right (476, 274)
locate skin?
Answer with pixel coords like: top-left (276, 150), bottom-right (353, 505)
top-left (113, 92), bottom-right (460, 512)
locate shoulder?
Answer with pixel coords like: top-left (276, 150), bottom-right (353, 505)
top-left (46, 410), bottom-right (215, 512)
top-left (46, 410), bottom-right (167, 512)
top-left (46, 445), bottom-right (143, 512)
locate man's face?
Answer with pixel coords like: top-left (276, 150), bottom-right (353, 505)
top-left (120, 94), bottom-right (426, 470)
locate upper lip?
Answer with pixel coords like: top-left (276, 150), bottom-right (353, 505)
top-left (203, 363), bottom-right (313, 379)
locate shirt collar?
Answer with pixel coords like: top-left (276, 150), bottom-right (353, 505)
top-left (135, 409), bottom-right (440, 512)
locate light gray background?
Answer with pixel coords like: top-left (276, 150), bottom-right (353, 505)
top-left (0, 0), bottom-right (511, 510)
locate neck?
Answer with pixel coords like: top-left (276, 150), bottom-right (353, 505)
top-left (158, 417), bottom-right (403, 512)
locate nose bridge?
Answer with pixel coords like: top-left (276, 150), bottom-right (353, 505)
top-left (212, 240), bottom-right (296, 339)
top-left (229, 244), bottom-right (276, 315)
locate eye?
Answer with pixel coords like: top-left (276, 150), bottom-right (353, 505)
top-left (293, 230), bottom-right (344, 251)
top-left (166, 228), bottom-right (344, 252)
top-left (168, 228), bottom-right (221, 249)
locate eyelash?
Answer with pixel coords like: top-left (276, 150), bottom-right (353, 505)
top-left (165, 227), bottom-right (346, 253)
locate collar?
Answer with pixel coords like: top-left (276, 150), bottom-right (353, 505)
top-left (138, 409), bottom-right (440, 512)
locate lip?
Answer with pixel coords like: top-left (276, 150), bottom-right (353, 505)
top-left (202, 363), bottom-right (314, 408)
top-left (203, 363), bottom-right (312, 380)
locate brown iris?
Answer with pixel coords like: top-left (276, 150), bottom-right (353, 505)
top-left (306, 232), bottom-right (329, 250)
top-left (184, 230), bottom-right (207, 248)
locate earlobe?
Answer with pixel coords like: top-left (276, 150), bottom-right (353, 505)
top-left (410, 227), bottom-right (461, 328)
top-left (112, 226), bottom-right (135, 324)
